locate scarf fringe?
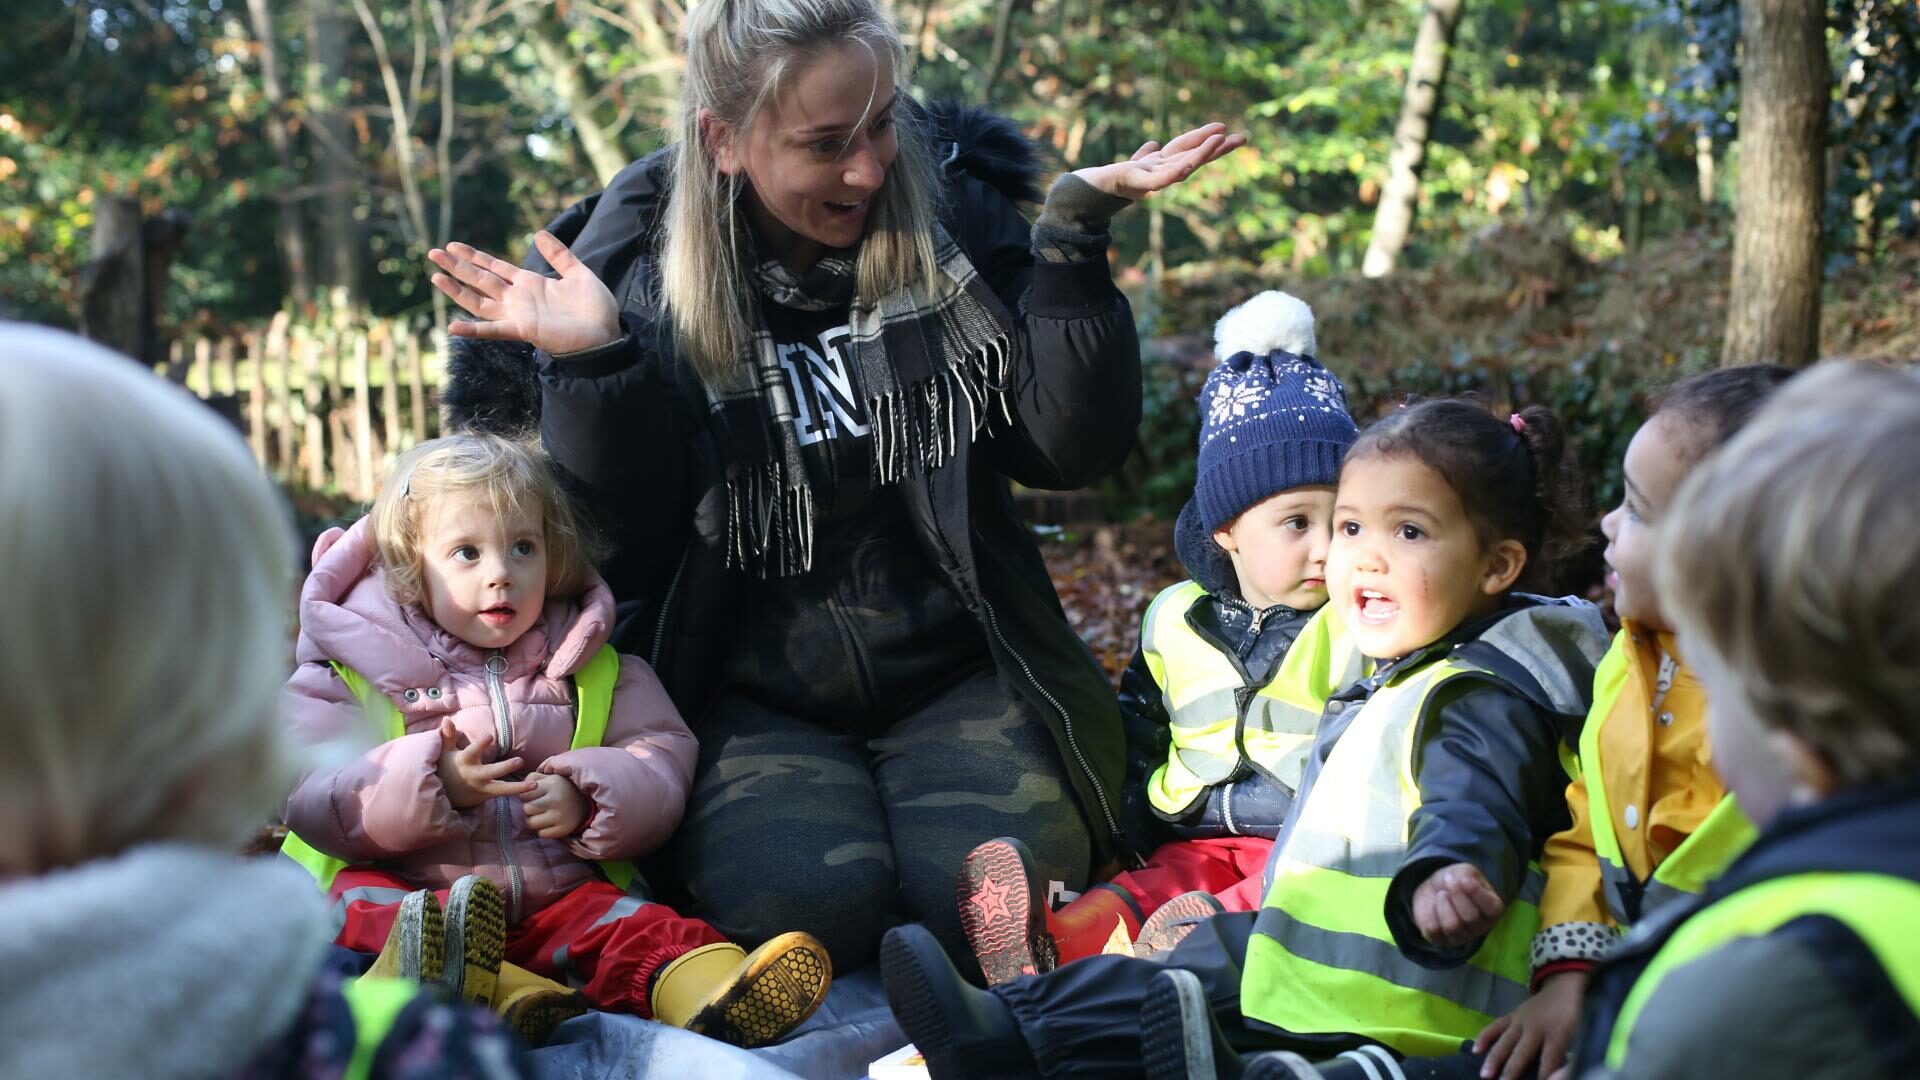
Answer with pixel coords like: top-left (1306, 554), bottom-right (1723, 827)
top-left (724, 461), bottom-right (816, 578)
top-left (869, 330), bottom-right (1012, 487)
top-left (719, 229), bottom-right (1014, 578)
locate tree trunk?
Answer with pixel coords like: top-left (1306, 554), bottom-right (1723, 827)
top-left (348, 0), bottom-right (446, 327)
top-left (515, 5), bottom-right (629, 187)
top-left (980, 0), bottom-right (1026, 104)
top-left (306, 0), bottom-right (363, 302)
top-left (1722, 0), bottom-right (1827, 368)
top-left (245, 0), bottom-right (313, 303)
top-left (76, 197), bottom-right (148, 362)
top-left (1361, 0), bottom-right (1466, 278)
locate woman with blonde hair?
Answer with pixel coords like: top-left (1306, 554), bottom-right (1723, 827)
top-left (0, 324), bottom-right (526, 1079)
top-left (429, 0), bottom-right (1242, 972)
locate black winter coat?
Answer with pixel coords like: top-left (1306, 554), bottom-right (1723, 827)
top-left (441, 105), bottom-right (1140, 862)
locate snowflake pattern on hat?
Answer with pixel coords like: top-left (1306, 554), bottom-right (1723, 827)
top-left (1193, 290), bottom-right (1360, 533)
top-left (1209, 382), bottom-right (1270, 427)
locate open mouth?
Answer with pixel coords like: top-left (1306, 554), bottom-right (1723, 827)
top-left (1354, 589), bottom-right (1399, 624)
top-left (824, 198), bottom-right (868, 218)
top-left (478, 604), bottom-right (517, 628)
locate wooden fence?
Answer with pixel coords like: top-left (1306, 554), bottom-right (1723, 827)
top-left (159, 310), bottom-right (447, 502)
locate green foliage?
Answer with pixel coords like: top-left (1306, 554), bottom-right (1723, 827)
top-left (7, 0), bottom-right (1920, 357)
top-left (913, 0), bottom-right (1712, 297)
top-left (1828, 2), bottom-right (1920, 262)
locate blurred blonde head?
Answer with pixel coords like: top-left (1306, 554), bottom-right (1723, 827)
top-left (0, 324), bottom-right (298, 875)
top-left (1656, 361), bottom-right (1920, 818)
top-left (370, 433), bottom-right (602, 609)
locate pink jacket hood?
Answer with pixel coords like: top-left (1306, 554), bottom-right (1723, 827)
top-left (297, 517), bottom-right (616, 689)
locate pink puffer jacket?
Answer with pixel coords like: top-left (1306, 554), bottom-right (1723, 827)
top-left (281, 518), bottom-right (698, 922)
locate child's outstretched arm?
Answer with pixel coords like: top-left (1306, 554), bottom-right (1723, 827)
top-left (1385, 684), bottom-right (1572, 964)
top-left (533, 655), bottom-right (698, 861)
top-left (280, 664), bottom-right (477, 861)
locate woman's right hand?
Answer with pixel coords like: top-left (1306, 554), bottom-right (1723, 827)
top-left (427, 230), bottom-right (622, 356)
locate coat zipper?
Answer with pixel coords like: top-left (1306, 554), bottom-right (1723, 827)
top-left (649, 542), bottom-right (692, 669)
top-left (918, 471), bottom-right (1124, 854)
top-left (981, 596), bottom-right (1124, 851)
top-left (484, 651), bottom-right (524, 922)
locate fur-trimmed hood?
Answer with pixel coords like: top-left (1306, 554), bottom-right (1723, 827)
top-left (439, 100), bottom-right (1044, 439)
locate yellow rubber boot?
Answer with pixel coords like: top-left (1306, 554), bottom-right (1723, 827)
top-left (494, 961), bottom-right (590, 1046)
top-left (649, 932), bottom-right (833, 1048)
top-left (365, 890), bottom-right (446, 985)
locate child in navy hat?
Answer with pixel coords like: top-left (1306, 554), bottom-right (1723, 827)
top-left (951, 291), bottom-right (1363, 986)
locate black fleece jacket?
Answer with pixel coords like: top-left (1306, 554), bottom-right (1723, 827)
top-left (440, 103), bottom-right (1143, 863)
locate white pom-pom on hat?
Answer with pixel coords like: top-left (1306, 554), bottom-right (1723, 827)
top-left (1213, 290), bottom-right (1316, 362)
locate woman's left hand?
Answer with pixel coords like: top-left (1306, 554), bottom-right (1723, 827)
top-left (1072, 122), bottom-right (1247, 201)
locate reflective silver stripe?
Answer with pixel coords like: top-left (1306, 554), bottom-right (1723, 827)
top-left (1337, 1050), bottom-right (1386, 1080)
top-left (1276, 832), bottom-right (1405, 878)
top-left (1167, 687), bottom-right (1239, 730)
top-left (1598, 855), bottom-right (1636, 924)
top-left (590, 894), bottom-right (649, 928)
top-left (1267, 916), bottom-right (1531, 1018)
top-left (1640, 878), bottom-right (1690, 918)
top-left (1243, 695), bottom-right (1322, 736)
top-left (1280, 833), bottom-right (1547, 903)
top-left (328, 886), bottom-right (414, 936)
top-left (552, 893), bottom-right (651, 985)
top-left (1173, 742), bottom-right (1240, 786)
top-left (1354, 1045), bottom-right (1406, 1080)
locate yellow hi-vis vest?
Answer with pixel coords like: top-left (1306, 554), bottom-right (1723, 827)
top-left (1142, 588), bottom-right (1362, 818)
top-left (1605, 872), bottom-right (1920, 1068)
top-left (340, 975), bottom-right (419, 1080)
top-left (1241, 656), bottom-right (1547, 1057)
top-left (1581, 634), bottom-right (1756, 925)
top-left (281, 644), bottom-right (639, 893)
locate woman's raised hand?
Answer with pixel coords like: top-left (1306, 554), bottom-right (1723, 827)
top-left (1072, 122), bottom-right (1248, 202)
top-left (427, 231), bottom-right (622, 356)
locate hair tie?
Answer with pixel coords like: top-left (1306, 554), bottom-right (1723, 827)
top-left (1509, 413), bottom-right (1527, 434)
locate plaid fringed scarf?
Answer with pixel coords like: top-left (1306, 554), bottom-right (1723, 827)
top-left (703, 224), bottom-right (1014, 577)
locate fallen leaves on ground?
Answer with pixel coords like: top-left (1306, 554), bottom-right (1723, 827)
top-left (1038, 523), bottom-right (1182, 686)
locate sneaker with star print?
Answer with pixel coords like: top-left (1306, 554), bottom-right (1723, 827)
top-left (956, 836), bottom-right (1057, 986)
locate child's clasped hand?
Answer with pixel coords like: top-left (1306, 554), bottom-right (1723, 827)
top-left (435, 719), bottom-right (538, 809)
top-left (1412, 862), bottom-right (1505, 948)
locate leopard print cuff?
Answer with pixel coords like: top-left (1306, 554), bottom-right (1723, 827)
top-left (1531, 921), bottom-right (1621, 975)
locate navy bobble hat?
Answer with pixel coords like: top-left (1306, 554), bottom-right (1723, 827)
top-left (1195, 290), bottom-right (1360, 534)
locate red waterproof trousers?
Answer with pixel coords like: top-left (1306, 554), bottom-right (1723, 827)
top-left (1110, 836), bottom-right (1273, 914)
top-left (330, 868), bottom-right (726, 1018)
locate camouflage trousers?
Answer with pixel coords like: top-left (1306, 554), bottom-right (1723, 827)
top-left (665, 667), bottom-right (1092, 975)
